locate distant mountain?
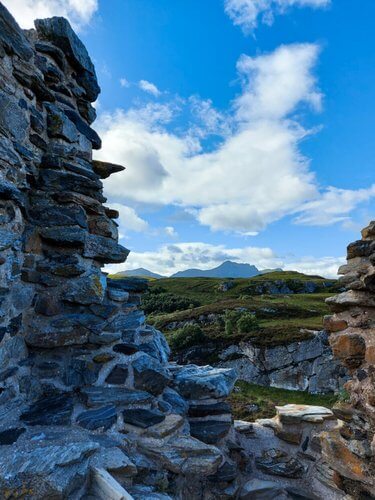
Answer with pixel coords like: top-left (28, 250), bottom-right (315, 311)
top-left (171, 260), bottom-right (260, 278)
top-left (112, 268), bottom-right (164, 279)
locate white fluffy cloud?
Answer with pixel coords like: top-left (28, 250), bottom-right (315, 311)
top-left (120, 77), bottom-right (130, 88)
top-left (224, 0), bottom-right (330, 33)
top-left (107, 203), bottom-right (148, 238)
top-left (138, 80), bottom-right (161, 97)
top-left (3, 0), bottom-right (98, 31)
top-left (105, 240), bottom-right (344, 278)
top-left (165, 226), bottom-right (178, 238)
top-left (294, 185), bottom-right (375, 226)
top-left (96, 43), bottom-right (373, 235)
top-left (285, 255), bottom-right (345, 278)
top-left (96, 44), bottom-right (320, 234)
top-left (107, 242), bottom-right (279, 276)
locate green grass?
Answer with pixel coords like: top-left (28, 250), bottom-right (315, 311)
top-left (228, 381), bottom-right (338, 421)
top-left (144, 272), bottom-right (338, 348)
top-left (147, 271), bottom-right (337, 304)
top-left (148, 292), bottom-right (332, 347)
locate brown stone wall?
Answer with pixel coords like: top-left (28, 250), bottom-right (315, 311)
top-left (323, 221), bottom-right (375, 497)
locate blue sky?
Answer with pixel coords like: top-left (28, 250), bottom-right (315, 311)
top-left (6, 0), bottom-right (375, 276)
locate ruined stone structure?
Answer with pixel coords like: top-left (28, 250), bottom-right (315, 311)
top-left (322, 220), bottom-right (375, 498)
top-left (0, 5), bottom-right (239, 498)
top-left (0, 3), bottom-right (373, 498)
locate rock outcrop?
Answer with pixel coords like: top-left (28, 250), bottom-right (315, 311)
top-left (322, 221), bottom-right (375, 498)
top-left (218, 330), bottom-right (349, 394)
top-left (0, 5), bottom-right (239, 498)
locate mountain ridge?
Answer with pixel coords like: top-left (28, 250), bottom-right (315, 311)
top-left (171, 260), bottom-right (260, 278)
top-left (113, 260), bottom-right (283, 279)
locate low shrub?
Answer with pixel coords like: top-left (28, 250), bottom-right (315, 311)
top-left (142, 292), bottom-right (200, 314)
top-left (237, 312), bottom-right (259, 333)
top-left (223, 309), bottom-right (259, 336)
top-left (169, 324), bottom-right (207, 351)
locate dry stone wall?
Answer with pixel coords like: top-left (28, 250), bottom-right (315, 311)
top-left (0, 5), bottom-right (241, 498)
top-left (322, 221), bottom-right (375, 498)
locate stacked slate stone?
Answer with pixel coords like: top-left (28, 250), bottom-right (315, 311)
top-left (0, 4), bottom-right (239, 498)
top-left (323, 220), bottom-right (375, 498)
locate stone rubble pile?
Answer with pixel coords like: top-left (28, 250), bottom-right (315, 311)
top-left (234, 404), bottom-right (345, 500)
top-left (0, 5), bottom-right (241, 497)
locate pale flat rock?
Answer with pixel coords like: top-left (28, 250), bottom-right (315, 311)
top-left (90, 467), bottom-right (134, 500)
top-left (90, 447), bottom-right (137, 476)
top-left (0, 440), bottom-right (99, 498)
top-left (171, 364), bottom-right (237, 399)
top-left (138, 435), bottom-right (222, 475)
top-left (256, 417), bottom-right (280, 431)
top-left (276, 404), bottom-right (334, 424)
top-left (143, 414), bottom-right (184, 439)
top-left (234, 419), bottom-right (255, 436)
top-left (239, 478), bottom-right (287, 500)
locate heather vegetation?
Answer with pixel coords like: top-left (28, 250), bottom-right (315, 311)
top-left (145, 271), bottom-right (340, 349)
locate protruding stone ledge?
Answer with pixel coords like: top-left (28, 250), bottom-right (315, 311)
top-left (93, 160), bottom-right (126, 179)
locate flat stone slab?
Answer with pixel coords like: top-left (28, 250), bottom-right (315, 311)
top-left (76, 405), bottom-right (117, 430)
top-left (190, 420), bottom-right (231, 444)
top-left (188, 401), bottom-right (231, 417)
top-left (0, 439), bottom-right (98, 498)
top-left (138, 435), bottom-right (222, 475)
top-left (144, 414), bottom-right (184, 439)
top-left (255, 448), bottom-right (305, 478)
top-left (234, 420), bottom-right (255, 437)
top-left (20, 393), bottom-right (74, 426)
top-left (132, 354), bottom-right (171, 396)
top-left (81, 387), bottom-right (153, 407)
top-left (105, 364), bottom-right (129, 385)
top-left (123, 408), bottom-right (165, 429)
top-left (276, 404), bottom-right (334, 424)
top-left (171, 364), bottom-right (237, 399)
top-left (239, 479), bottom-right (286, 500)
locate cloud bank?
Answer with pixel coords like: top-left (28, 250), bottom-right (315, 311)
top-left (224, 0), bottom-right (330, 33)
top-left (105, 241), bottom-right (345, 278)
top-left (96, 43), bottom-right (373, 236)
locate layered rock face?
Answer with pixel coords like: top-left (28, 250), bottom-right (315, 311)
top-left (323, 221), bottom-right (375, 497)
top-left (218, 331), bottom-right (348, 394)
top-left (0, 5), bottom-right (239, 498)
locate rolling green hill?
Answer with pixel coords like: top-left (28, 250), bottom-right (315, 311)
top-left (145, 271), bottom-right (340, 349)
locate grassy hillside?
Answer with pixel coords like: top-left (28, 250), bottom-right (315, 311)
top-left (144, 271), bottom-right (339, 348)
